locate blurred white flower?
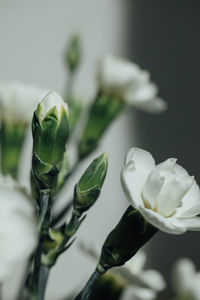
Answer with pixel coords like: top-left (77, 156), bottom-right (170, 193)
top-left (97, 54), bottom-right (167, 113)
top-left (0, 81), bottom-right (49, 123)
top-left (0, 174), bottom-right (37, 282)
top-left (114, 251), bottom-right (165, 300)
top-left (172, 258), bottom-right (200, 300)
top-left (121, 147), bottom-right (200, 234)
top-left (80, 242), bottom-right (165, 300)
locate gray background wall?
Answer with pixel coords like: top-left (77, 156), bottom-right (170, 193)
top-left (127, 0), bottom-right (200, 297)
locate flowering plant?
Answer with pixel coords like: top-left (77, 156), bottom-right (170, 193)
top-left (0, 34), bottom-right (199, 300)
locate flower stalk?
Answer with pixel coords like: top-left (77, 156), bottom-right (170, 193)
top-left (75, 269), bottom-right (103, 300)
top-left (0, 121), bottom-right (26, 178)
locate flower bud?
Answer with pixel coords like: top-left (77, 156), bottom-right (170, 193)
top-left (74, 153), bottom-right (108, 213)
top-left (78, 92), bottom-right (124, 159)
top-left (65, 35), bottom-right (81, 73)
top-left (31, 91), bottom-right (69, 192)
top-left (98, 206), bottom-right (157, 272)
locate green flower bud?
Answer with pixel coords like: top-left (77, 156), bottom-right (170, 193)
top-left (0, 121), bottom-right (26, 178)
top-left (32, 91), bottom-right (69, 192)
top-left (65, 35), bottom-right (81, 73)
top-left (98, 206), bottom-right (157, 272)
top-left (78, 92), bottom-right (124, 160)
top-left (74, 153), bottom-right (108, 214)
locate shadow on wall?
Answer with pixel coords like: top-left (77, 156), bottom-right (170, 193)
top-left (126, 0), bottom-right (200, 297)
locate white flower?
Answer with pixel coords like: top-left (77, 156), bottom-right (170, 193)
top-left (0, 174), bottom-right (37, 282)
top-left (172, 258), bottom-right (200, 300)
top-left (0, 81), bottom-right (49, 123)
top-left (38, 91), bottom-right (69, 122)
top-left (114, 251), bottom-right (166, 300)
top-left (97, 54), bottom-right (167, 113)
top-left (121, 147), bottom-right (200, 234)
top-left (80, 242), bottom-right (165, 300)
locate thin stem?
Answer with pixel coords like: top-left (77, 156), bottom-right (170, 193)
top-left (74, 269), bottom-right (101, 300)
top-left (30, 192), bottom-right (51, 300)
top-left (38, 266), bottom-right (50, 300)
top-left (51, 199), bottom-right (73, 227)
top-left (66, 72), bottom-right (74, 100)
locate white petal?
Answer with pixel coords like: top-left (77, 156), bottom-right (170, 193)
top-left (126, 251), bottom-right (147, 274)
top-left (125, 148), bottom-right (155, 183)
top-left (172, 258), bottom-right (196, 294)
top-left (139, 207), bottom-right (186, 234)
top-left (121, 162), bottom-right (144, 209)
top-left (130, 83), bottom-right (158, 102)
top-left (173, 163), bottom-right (192, 181)
top-left (157, 181), bottom-right (188, 217)
top-left (121, 287), bottom-right (156, 300)
top-left (142, 169), bottom-right (164, 210)
top-left (97, 54), bottom-right (140, 95)
top-left (122, 148), bottom-right (155, 208)
top-left (178, 217), bottom-right (200, 231)
top-left (139, 270), bottom-right (166, 291)
top-left (175, 180), bottom-right (200, 218)
top-left (131, 97), bottom-right (167, 113)
top-left (156, 158), bottom-right (177, 184)
top-left (40, 91), bottom-right (68, 120)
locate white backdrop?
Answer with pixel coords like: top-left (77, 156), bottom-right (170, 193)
top-left (0, 1), bottom-right (138, 299)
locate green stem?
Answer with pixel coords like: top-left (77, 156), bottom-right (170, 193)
top-left (74, 269), bottom-right (102, 300)
top-left (31, 192), bottom-right (51, 300)
top-left (38, 265), bottom-right (50, 300)
top-left (66, 72), bottom-right (74, 100)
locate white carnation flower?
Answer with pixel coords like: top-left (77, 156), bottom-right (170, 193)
top-left (0, 174), bottom-right (37, 281)
top-left (121, 147), bottom-right (200, 234)
top-left (97, 55), bottom-right (167, 113)
top-left (172, 258), bottom-right (200, 300)
top-left (0, 81), bottom-right (49, 123)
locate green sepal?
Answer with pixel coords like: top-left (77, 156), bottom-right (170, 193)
top-left (78, 91), bottom-right (124, 160)
top-left (41, 227), bottom-right (65, 267)
top-left (41, 211), bottom-right (85, 267)
top-left (31, 152), bottom-right (59, 194)
top-left (32, 105), bottom-right (69, 166)
top-left (98, 206), bottom-right (157, 271)
top-left (74, 153), bottom-right (108, 214)
top-left (56, 150), bottom-right (70, 192)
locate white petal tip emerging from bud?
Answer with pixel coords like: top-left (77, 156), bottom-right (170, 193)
top-left (40, 91), bottom-right (69, 121)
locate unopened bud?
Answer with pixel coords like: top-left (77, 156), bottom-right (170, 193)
top-left (31, 91), bottom-right (69, 192)
top-left (65, 35), bottom-right (81, 73)
top-left (74, 153), bottom-right (108, 213)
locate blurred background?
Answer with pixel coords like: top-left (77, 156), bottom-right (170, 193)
top-left (0, 0), bottom-right (200, 299)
